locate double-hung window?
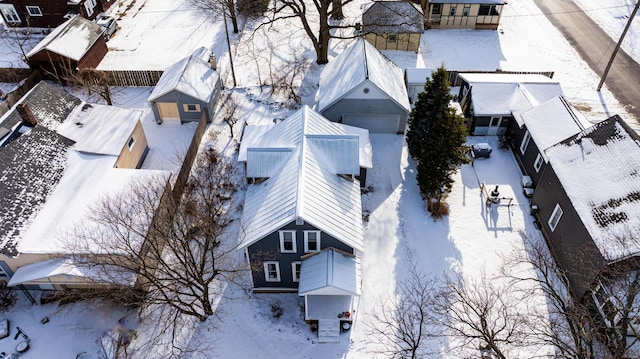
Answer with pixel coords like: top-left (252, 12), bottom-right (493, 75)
top-left (548, 204), bottom-right (563, 232)
top-left (520, 130), bottom-right (531, 154)
top-left (264, 262), bottom-right (281, 282)
top-left (304, 231), bottom-right (321, 253)
top-left (292, 262), bottom-right (301, 282)
top-left (534, 153), bottom-right (544, 173)
top-left (279, 230), bottom-right (296, 253)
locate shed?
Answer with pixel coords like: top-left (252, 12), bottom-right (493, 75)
top-left (362, 1), bottom-right (424, 52)
top-left (26, 15), bottom-right (108, 76)
top-left (148, 47), bottom-right (222, 124)
top-left (317, 39), bottom-right (410, 134)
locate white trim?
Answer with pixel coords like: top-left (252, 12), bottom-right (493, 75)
top-left (520, 130), bottom-right (531, 154)
top-left (534, 153), bottom-right (544, 173)
top-left (127, 137), bottom-right (135, 151)
top-left (548, 204), bottom-right (563, 232)
top-left (0, 4), bottom-right (21, 23)
top-left (279, 230), bottom-right (297, 253)
top-left (26, 6), bottom-right (43, 17)
top-left (304, 231), bottom-right (321, 253)
top-left (292, 261), bottom-right (301, 282)
top-left (264, 261), bottom-right (281, 282)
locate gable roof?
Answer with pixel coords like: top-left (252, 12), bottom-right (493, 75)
top-left (148, 47), bottom-right (220, 103)
top-left (240, 106), bottom-right (365, 252)
top-left (317, 39), bottom-right (410, 113)
top-left (460, 73), bottom-right (562, 116)
top-left (518, 96), bottom-right (592, 159)
top-left (545, 116), bottom-right (640, 262)
top-left (26, 16), bottom-right (105, 61)
top-left (362, 1), bottom-right (424, 34)
top-left (298, 249), bottom-right (361, 296)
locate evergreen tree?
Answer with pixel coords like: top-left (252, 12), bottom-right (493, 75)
top-left (406, 66), bottom-right (469, 210)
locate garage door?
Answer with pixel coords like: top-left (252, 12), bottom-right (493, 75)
top-left (342, 114), bottom-right (400, 133)
top-left (157, 102), bottom-right (181, 125)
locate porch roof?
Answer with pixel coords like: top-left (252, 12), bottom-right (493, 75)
top-left (298, 248), bottom-right (361, 296)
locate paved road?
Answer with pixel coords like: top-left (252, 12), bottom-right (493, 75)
top-left (533, 0), bottom-right (640, 124)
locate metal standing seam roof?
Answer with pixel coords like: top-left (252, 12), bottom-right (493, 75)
top-left (298, 249), bottom-right (361, 296)
top-left (317, 39), bottom-right (410, 113)
top-left (240, 106), bottom-right (365, 252)
top-left (148, 47), bottom-right (220, 103)
top-left (26, 16), bottom-right (104, 61)
top-left (545, 116), bottom-right (640, 262)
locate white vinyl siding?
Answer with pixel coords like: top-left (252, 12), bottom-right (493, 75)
top-left (279, 230), bottom-right (296, 253)
top-left (264, 261), bottom-right (281, 282)
top-left (548, 204), bottom-right (563, 232)
top-left (304, 231), bottom-right (321, 253)
top-left (520, 130), bottom-right (531, 154)
top-left (292, 262), bottom-right (301, 282)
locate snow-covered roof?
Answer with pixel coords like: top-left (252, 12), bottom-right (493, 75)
top-left (298, 249), bottom-right (361, 296)
top-left (460, 73), bottom-right (562, 116)
top-left (57, 104), bottom-right (142, 156)
top-left (240, 106), bottom-right (365, 252)
top-left (519, 96), bottom-right (592, 159)
top-left (430, 0), bottom-right (505, 4)
top-left (317, 39), bottom-right (410, 113)
top-left (148, 47), bottom-right (220, 103)
top-left (26, 16), bottom-right (104, 61)
top-left (362, 1), bottom-right (424, 34)
top-left (405, 68), bottom-right (436, 85)
top-left (544, 116), bottom-right (640, 261)
top-left (7, 258), bottom-right (136, 286)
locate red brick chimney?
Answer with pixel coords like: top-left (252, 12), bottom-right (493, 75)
top-left (17, 103), bottom-right (37, 127)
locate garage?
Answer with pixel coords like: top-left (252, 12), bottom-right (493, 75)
top-left (157, 102), bottom-right (181, 124)
top-left (342, 114), bottom-right (401, 133)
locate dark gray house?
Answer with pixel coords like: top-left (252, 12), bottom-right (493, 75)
top-left (507, 95), bottom-right (591, 187)
top-left (238, 106), bottom-right (365, 341)
top-left (458, 73), bottom-right (562, 135)
top-left (531, 115), bottom-right (640, 302)
top-left (317, 39), bottom-right (410, 134)
top-left (148, 47), bottom-right (222, 124)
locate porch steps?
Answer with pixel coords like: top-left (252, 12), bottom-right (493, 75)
top-left (317, 319), bottom-right (340, 343)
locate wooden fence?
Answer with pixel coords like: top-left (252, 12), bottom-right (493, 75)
top-left (172, 111), bottom-right (209, 200)
top-left (448, 70), bottom-right (555, 87)
top-left (0, 69), bottom-right (42, 119)
top-left (101, 70), bottom-right (164, 87)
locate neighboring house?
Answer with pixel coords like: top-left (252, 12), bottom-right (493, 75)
top-left (239, 106), bottom-right (365, 341)
top-left (508, 95), bottom-right (592, 187)
top-left (0, 81), bottom-right (163, 291)
top-left (405, 67), bottom-right (435, 103)
top-left (148, 47), bottom-right (222, 125)
top-left (0, 0), bottom-right (114, 29)
top-left (317, 38), bottom-right (411, 134)
top-left (26, 15), bottom-right (108, 76)
top-left (362, 1), bottom-right (424, 52)
top-left (530, 115), bottom-right (640, 303)
top-left (458, 72), bottom-right (562, 135)
top-left (423, 0), bottom-right (506, 29)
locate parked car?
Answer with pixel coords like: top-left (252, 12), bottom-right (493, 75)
top-left (95, 14), bottom-right (118, 40)
top-left (471, 143), bottom-right (492, 158)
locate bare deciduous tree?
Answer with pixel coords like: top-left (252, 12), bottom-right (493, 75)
top-left (190, 0), bottom-right (240, 33)
top-left (435, 272), bottom-right (528, 359)
top-left (366, 265), bottom-right (439, 359)
top-left (219, 93), bottom-right (239, 138)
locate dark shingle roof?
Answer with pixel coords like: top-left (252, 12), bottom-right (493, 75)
top-left (362, 1), bottom-right (424, 34)
top-left (0, 126), bottom-right (74, 256)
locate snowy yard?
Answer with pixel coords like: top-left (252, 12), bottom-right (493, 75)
top-left (0, 0), bottom-right (639, 357)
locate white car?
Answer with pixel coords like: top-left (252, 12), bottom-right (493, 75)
top-left (95, 14), bottom-right (118, 40)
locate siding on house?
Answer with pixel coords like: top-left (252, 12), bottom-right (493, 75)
top-left (247, 221), bottom-right (355, 290)
top-left (151, 92), bottom-right (213, 123)
top-left (425, 1), bottom-right (505, 29)
top-left (115, 120), bottom-right (148, 169)
top-left (0, 0), bottom-right (114, 28)
top-left (364, 33), bottom-right (422, 52)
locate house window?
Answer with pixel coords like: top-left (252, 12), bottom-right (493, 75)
top-left (183, 104), bottom-right (201, 112)
top-left (478, 5), bottom-right (500, 16)
top-left (534, 153), bottom-right (544, 173)
top-left (548, 204), bottom-right (563, 232)
top-left (489, 117), bottom-right (500, 127)
top-left (0, 5), bottom-right (21, 23)
top-left (127, 137), bottom-right (135, 151)
top-left (85, 0), bottom-right (97, 16)
top-left (292, 262), bottom-right (301, 282)
top-left (449, 6), bottom-right (456, 16)
top-left (26, 6), bottom-right (43, 17)
top-left (388, 34), bottom-right (397, 43)
top-left (304, 231), bottom-right (321, 253)
top-left (520, 130), bottom-right (531, 154)
top-left (279, 230), bottom-right (297, 253)
top-left (432, 4), bottom-right (442, 15)
top-left (264, 262), bottom-right (281, 282)
top-left (463, 5), bottom-right (470, 16)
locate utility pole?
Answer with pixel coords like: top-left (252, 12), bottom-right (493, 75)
top-left (223, 10), bottom-right (237, 87)
top-left (598, 1), bottom-right (640, 91)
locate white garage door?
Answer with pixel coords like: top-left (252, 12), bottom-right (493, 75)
top-left (342, 114), bottom-right (400, 133)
